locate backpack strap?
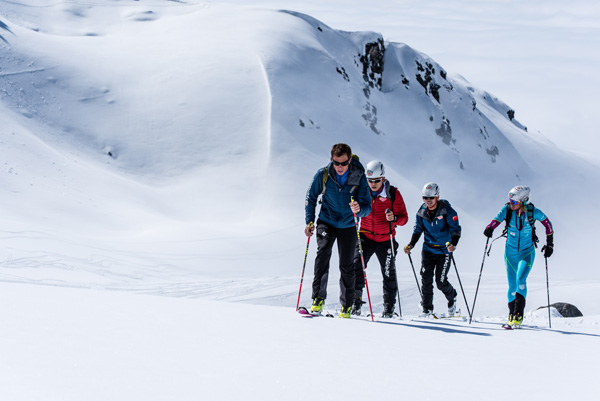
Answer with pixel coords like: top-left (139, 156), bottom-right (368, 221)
top-left (502, 202), bottom-right (539, 247)
top-left (321, 166), bottom-right (329, 196)
top-left (527, 203), bottom-right (539, 247)
top-left (502, 202), bottom-right (512, 237)
top-left (320, 165), bottom-right (358, 200)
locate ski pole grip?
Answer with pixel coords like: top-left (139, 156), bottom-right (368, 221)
top-left (446, 241), bottom-right (453, 253)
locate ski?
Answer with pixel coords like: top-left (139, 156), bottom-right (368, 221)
top-left (298, 306), bottom-right (334, 318)
top-left (434, 314), bottom-right (465, 320)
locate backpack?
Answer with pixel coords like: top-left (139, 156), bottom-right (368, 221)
top-left (502, 202), bottom-right (539, 247)
top-left (388, 185), bottom-right (396, 212)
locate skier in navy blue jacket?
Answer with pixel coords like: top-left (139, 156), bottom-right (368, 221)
top-left (404, 183), bottom-right (461, 316)
top-left (305, 143), bottom-right (371, 318)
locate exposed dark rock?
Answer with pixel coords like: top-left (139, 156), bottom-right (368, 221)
top-left (429, 82), bottom-right (440, 102)
top-left (359, 39), bottom-right (385, 89)
top-left (538, 302), bottom-right (583, 318)
top-left (486, 145), bottom-right (499, 162)
top-left (426, 62), bottom-right (435, 75)
top-left (362, 102), bottom-right (382, 135)
top-left (363, 85), bottom-right (371, 99)
top-left (507, 109), bottom-right (515, 121)
top-left (479, 126), bottom-right (490, 139)
top-left (435, 117), bottom-right (454, 145)
top-left (415, 59), bottom-right (441, 103)
top-left (0, 18), bottom-right (13, 45)
top-left (336, 66), bottom-right (349, 82)
top-left (440, 70), bottom-right (447, 80)
top-left (299, 119), bottom-right (305, 127)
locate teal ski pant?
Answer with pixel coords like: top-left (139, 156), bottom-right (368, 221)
top-left (504, 246), bottom-right (535, 302)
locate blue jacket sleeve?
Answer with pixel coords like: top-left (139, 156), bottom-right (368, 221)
top-left (409, 212), bottom-right (424, 246)
top-left (305, 169), bottom-right (324, 225)
top-left (494, 205), bottom-right (508, 223)
top-left (446, 204), bottom-right (462, 238)
top-left (412, 212), bottom-right (424, 235)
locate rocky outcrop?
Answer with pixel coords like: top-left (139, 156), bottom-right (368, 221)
top-left (538, 302), bottom-right (583, 317)
top-left (360, 39), bottom-right (385, 90)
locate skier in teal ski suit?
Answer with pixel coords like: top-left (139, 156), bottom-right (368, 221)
top-left (483, 185), bottom-right (554, 327)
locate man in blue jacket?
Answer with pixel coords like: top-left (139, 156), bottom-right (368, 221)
top-left (404, 182), bottom-right (461, 317)
top-left (305, 143), bottom-right (371, 318)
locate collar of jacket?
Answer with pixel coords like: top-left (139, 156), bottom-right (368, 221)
top-left (372, 180), bottom-right (391, 199)
top-left (326, 159), bottom-right (365, 187)
top-left (417, 199), bottom-right (448, 221)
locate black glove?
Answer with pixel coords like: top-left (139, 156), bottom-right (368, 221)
top-left (542, 234), bottom-right (554, 257)
top-left (483, 226), bottom-right (494, 238)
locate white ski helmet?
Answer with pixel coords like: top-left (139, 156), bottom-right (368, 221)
top-left (508, 185), bottom-right (530, 203)
top-left (366, 160), bottom-right (385, 179)
top-left (422, 182), bottom-right (440, 197)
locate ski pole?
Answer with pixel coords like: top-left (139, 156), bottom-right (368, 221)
top-left (469, 237), bottom-right (490, 324)
top-left (544, 253), bottom-right (552, 328)
top-left (352, 196), bottom-right (374, 321)
top-left (296, 222), bottom-right (313, 311)
top-left (405, 247), bottom-right (422, 301)
top-left (386, 209), bottom-right (402, 317)
top-left (446, 242), bottom-right (472, 319)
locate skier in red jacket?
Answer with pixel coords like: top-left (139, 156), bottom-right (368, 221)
top-left (352, 160), bottom-right (408, 317)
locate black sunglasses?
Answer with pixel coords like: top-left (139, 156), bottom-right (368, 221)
top-left (332, 159), bottom-right (351, 166)
top-left (368, 178), bottom-right (382, 183)
top-left (423, 196), bottom-right (436, 200)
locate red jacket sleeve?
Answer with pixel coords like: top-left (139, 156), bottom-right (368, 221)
top-left (392, 188), bottom-right (408, 227)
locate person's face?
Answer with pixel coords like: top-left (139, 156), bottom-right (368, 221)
top-left (368, 177), bottom-right (384, 192)
top-left (332, 154), bottom-right (351, 175)
top-left (509, 199), bottom-right (522, 211)
top-left (423, 196), bottom-right (438, 209)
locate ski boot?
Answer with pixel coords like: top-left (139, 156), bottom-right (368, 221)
top-left (339, 305), bottom-right (352, 318)
top-left (448, 297), bottom-right (458, 316)
top-left (310, 298), bottom-right (324, 313)
top-left (381, 303), bottom-right (395, 318)
top-left (502, 314), bottom-right (514, 329)
top-left (512, 313), bottom-right (523, 329)
top-left (419, 308), bottom-right (435, 318)
top-left (351, 297), bottom-right (364, 316)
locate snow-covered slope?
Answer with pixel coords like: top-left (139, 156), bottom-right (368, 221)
top-left (1, 0), bottom-right (598, 300)
top-left (2, 281), bottom-right (598, 401)
top-left (1, 2), bottom-right (599, 400)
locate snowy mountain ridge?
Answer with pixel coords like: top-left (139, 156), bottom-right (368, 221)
top-left (1, 1), bottom-right (598, 290)
top-left (1, 3), bottom-right (599, 400)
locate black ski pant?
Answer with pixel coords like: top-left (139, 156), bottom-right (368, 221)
top-left (353, 236), bottom-right (399, 306)
top-left (311, 221), bottom-right (357, 308)
top-left (420, 251), bottom-right (457, 312)
top-left (508, 293), bottom-right (526, 317)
